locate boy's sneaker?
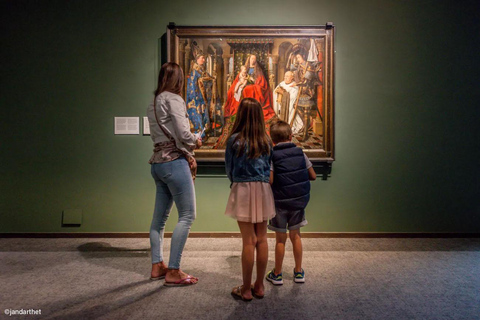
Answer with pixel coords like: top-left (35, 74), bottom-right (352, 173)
top-left (266, 269), bottom-right (283, 285)
top-left (293, 269), bottom-right (305, 283)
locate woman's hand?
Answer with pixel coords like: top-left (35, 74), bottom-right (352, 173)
top-left (196, 138), bottom-right (202, 148)
top-left (188, 156), bottom-right (197, 170)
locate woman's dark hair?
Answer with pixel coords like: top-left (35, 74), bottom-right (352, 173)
top-left (228, 98), bottom-right (271, 159)
top-left (154, 62), bottom-right (184, 96)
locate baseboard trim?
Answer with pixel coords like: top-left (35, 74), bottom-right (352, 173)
top-left (0, 232), bottom-right (479, 238)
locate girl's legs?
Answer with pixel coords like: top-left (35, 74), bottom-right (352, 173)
top-left (289, 229), bottom-right (303, 273)
top-left (163, 159), bottom-right (197, 282)
top-left (253, 221), bottom-right (268, 296)
top-left (274, 231), bottom-right (288, 275)
top-left (150, 163), bottom-right (174, 277)
top-left (237, 221), bottom-right (256, 300)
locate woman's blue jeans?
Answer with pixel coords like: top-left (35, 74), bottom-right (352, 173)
top-left (150, 158), bottom-right (196, 269)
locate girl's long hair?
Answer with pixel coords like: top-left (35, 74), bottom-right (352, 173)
top-left (154, 62), bottom-right (184, 96)
top-left (228, 98), bottom-right (271, 159)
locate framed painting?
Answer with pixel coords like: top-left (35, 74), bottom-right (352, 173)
top-left (166, 23), bottom-right (335, 169)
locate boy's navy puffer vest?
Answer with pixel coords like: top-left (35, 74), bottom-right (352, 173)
top-left (271, 143), bottom-right (310, 210)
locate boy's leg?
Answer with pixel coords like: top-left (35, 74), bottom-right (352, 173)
top-left (275, 231), bottom-right (288, 274)
top-left (289, 229), bottom-right (303, 273)
top-left (267, 208), bottom-right (287, 285)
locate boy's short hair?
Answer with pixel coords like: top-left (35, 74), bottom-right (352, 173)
top-left (270, 120), bottom-right (292, 144)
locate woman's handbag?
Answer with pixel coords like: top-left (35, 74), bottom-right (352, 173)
top-left (152, 96), bottom-right (198, 181)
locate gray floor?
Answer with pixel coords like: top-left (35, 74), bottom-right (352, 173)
top-left (1, 238), bottom-right (479, 320)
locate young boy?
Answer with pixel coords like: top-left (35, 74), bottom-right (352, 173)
top-left (266, 120), bottom-right (316, 285)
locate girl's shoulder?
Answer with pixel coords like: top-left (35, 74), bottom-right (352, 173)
top-left (227, 133), bottom-right (240, 146)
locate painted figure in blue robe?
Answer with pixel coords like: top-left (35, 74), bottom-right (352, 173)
top-left (186, 54), bottom-right (214, 137)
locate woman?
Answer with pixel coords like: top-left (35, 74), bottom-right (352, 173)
top-left (147, 62), bottom-right (201, 286)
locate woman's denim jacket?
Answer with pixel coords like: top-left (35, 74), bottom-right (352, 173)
top-left (225, 133), bottom-right (272, 183)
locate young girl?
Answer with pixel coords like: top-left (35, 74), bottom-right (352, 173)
top-left (224, 98), bottom-right (275, 301)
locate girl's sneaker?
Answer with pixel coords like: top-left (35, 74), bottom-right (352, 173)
top-left (266, 269), bottom-right (283, 285)
top-left (293, 269), bottom-right (305, 283)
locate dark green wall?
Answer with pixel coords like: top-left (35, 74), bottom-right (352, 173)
top-left (1, 0), bottom-right (479, 233)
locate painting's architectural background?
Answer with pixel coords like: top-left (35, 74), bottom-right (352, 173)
top-left (1, 0), bottom-right (479, 233)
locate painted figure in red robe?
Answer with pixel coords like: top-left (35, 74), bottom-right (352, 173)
top-left (223, 54), bottom-right (275, 121)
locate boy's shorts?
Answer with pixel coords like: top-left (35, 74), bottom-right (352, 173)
top-left (268, 207), bottom-right (308, 233)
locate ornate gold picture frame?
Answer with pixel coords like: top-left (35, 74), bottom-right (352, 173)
top-left (166, 23), bottom-right (335, 166)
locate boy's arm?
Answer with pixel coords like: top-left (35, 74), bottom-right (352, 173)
top-left (303, 153), bottom-right (316, 181)
top-left (269, 170), bottom-right (274, 185)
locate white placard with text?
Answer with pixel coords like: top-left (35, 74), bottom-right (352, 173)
top-left (114, 117), bottom-right (139, 135)
top-left (143, 117), bottom-right (150, 135)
